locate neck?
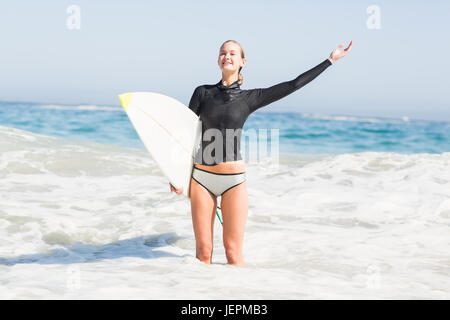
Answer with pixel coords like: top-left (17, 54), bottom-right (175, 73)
top-left (221, 72), bottom-right (239, 86)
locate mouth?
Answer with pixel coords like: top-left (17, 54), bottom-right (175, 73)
top-left (223, 61), bottom-right (233, 66)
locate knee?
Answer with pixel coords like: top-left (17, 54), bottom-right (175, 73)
top-left (196, 244), bottom-right (213, 263)
top-left (224, 243), bottom-right (242, 264)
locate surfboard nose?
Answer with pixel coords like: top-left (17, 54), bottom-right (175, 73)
top-left (118, 93), bottom-right (132, 110)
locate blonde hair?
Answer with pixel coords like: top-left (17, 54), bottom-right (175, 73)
top-left (220, 40), bottom-right (245, 86)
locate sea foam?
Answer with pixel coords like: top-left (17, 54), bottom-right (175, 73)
top-left (0, 125), bottom-right (449, 299)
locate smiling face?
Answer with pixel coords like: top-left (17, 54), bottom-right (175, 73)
top-left (218, 41), bottom-right (246, 74)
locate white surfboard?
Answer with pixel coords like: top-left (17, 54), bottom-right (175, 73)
top-left (119, 92), bottom-right (202, 198)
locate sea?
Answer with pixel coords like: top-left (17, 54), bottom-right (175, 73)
top-left (0, 101), bottom-right (449, 299)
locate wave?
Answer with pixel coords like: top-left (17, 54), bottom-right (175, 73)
top-left (0, 125), bottom-right (158, 177)
top-left (299, 113), bottom-right (411, 124)
top-left (1, 124), bottom-right (449, 299)
top-left (39, 105), bottom-right (122, 111)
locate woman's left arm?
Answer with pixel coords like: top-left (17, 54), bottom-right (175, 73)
top-left (245, 41), bottom-right (353, 113)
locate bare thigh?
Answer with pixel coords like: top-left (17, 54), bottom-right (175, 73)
top-left (189, 177), bottom-right (217, 254)
top-left (220, 181), bottom-right (248, 259)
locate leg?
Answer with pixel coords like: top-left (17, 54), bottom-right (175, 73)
top-left (189, 176), bottom-right (217, 264)
top-left (221, 181), bottom-right (248, 267)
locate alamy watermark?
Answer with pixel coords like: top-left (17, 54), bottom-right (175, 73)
top-left (169, 128), bottom-right (280, 169)
top-left (66, 5), bottom-right (81, 30)
top-left (196, 128), bottom-right (279, 167)
top-left (366, 5), bottom-right (381, 30)
top-left (66, 265), bottom-right (82, 292)
top-left (366, 264), bottom-right (381, 289)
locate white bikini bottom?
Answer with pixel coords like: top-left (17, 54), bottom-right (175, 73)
top-left (191, 167), bottom-right (246, 197)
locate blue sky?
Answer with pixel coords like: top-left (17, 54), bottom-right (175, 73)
top-left (1, 0), bottom-right (449, 121)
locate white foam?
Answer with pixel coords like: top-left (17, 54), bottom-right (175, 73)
top-left (0, 125), bottom-right (449, 299)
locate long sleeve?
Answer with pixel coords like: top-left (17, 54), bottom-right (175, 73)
top-left (188, 86), bottom-right (203, 116)
top-left (245, 59), bottom-right (332, 113)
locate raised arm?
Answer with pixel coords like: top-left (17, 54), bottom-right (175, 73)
top-left (245, 40), bottom-right (353, 113)
top-left (245, 59), bottom-right (332, 113)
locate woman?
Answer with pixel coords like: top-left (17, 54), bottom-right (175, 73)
top-left (171, 40), bottom-right (353, 267)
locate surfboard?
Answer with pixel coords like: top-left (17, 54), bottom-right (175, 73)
top-left (118, 92), bottom-right (202, 198)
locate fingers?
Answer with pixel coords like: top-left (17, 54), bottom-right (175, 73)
top-left (169, 183), bottom-right (183, 195)
top-left (329, 40), bottom-right (352, 63)
top-left (174, 186), bottom-right (183, 195)
top-left (344, 40), bottom-right (353, 52)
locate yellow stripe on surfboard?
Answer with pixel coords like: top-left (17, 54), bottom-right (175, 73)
top-left (118, 93), bottom-right (133, 110)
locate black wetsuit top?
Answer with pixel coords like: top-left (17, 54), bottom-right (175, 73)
top-left (188, 58), bottom-right (332, 165)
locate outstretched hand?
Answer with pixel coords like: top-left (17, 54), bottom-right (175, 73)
top-left (328, 40), bottom-right (353, 64)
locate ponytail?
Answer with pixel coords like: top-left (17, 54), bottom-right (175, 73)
top-left (238, 67), bottom-right (244, 86)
